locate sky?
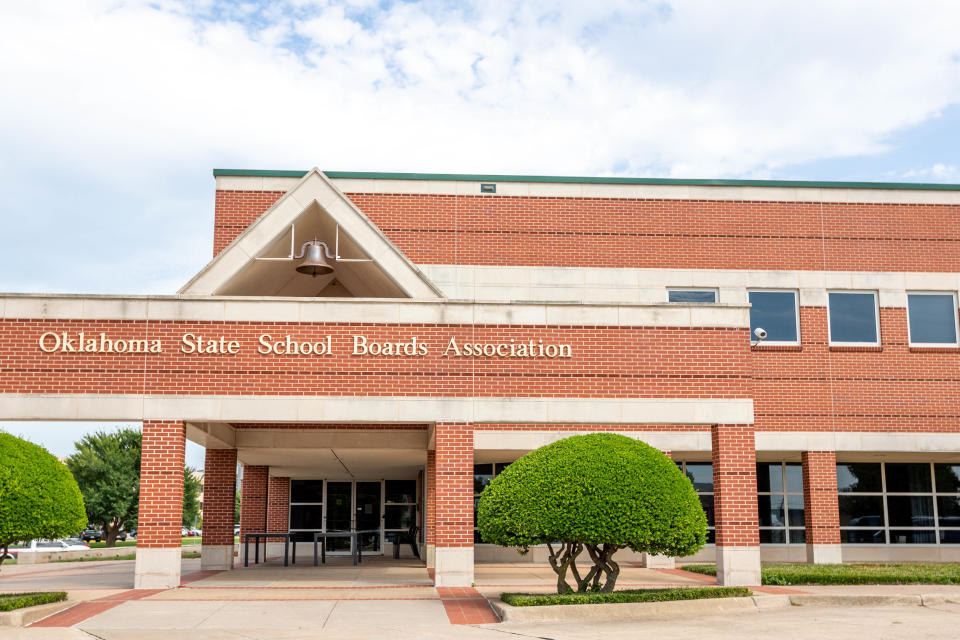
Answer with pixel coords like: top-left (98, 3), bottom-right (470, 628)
top-left (1, 0), bottom-right (959, 466)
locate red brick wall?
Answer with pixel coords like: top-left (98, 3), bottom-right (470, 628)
top-left (752, 307), bottom-right (960, 433)
top-left (202, 449), bottom-right (237, 546)
top-left (802, 451), bottom-right (841, 545)
top-left (138, 420), bottom-right (185, 548)
top-left (214, 190), bottom-right (285, 256)
top-left (239, 465), bottom-right (268, 539)
top-left (0, 320), bottom-right (748, 399)
top-left (426, 450), bottom-right (436, 547)
top-left (712, 424), bottom-right (759, 547)
top-left (434, 422), bottom-right (473, 548)
top-left (267, 475), bottom-right (290, 540)
top-left (214, 189), bottom-right (960, 272)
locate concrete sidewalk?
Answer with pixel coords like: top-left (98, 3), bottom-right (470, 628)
top-left (4, 559), bottom-right (960, 638)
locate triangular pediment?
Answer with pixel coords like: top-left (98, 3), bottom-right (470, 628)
top-left (180, 169), bottom-right (443, 299)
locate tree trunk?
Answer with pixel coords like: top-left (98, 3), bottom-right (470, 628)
top-left (104, 522), bottom-right (120, 548)
top-left (0, 543), bottom-right (7, 567)
top-left (586, 543), bottom-right (623, 592)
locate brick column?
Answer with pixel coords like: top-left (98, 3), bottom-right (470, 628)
top-left (712, 424), bottom-right (761, 585)
top-left (642, 449), bottom-right (676, 569)
top-left (240, 465), bottom-right (268, 540)
top-left (135, 420), bottom-right (185, 589)
top-left (266, 475), bottom-right (291, 555)
top-left (201, 448), bottom-right (236, 570)
top-left (802, 451), bottom-right (842, 564)
top-left (433, 422), bottom-right (473, 586)
top-left (425, 449), bottom-right (437, 569)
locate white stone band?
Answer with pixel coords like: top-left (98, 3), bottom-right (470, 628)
top-left (0, 394), bottom-right (754, 425)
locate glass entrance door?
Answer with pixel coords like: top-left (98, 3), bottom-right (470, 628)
top-left (355, 481), bottom-right (382, 553)
top-left (325, 481), bottom-right (353, 552)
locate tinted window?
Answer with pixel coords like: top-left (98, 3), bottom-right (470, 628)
top-left (828, 292), bottom-right (878, 343)
top-left (837, 463), bottom-right (882, 492)
top-left (684, 463), bottom-right (713, 492)
top-left (668, 289), bottom-right (717, 303)
top-left (290, 480), bottom-right (323, 503)
top-left (838, 495), bottom-right (885, 526)
top-left (885, 463), bottom-right (932, 493)
top-left (385, 480), bottom-right (417, 504)
top-left (756, 463), bottom-right (783, 493)
top-left (474, 464), bottom-right (494, 493)
top-left (785, 464), bottom-right (804, 493)
top-left (908, 294), bottom-right (958, 344)
top-left (290, 505), bottom-right (323, 529)
top-left (748, 291), bottom-right (798, 342)
top-left (935, 464), bottom-right (960, 493)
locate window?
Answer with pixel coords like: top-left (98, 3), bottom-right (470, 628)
top-left (748, 290), bottom-right (800, 344)
top-left (907, 293), bottom-right (958, 346)
top-left (838, 462), bottom-right (960, 544)
top-left (828, 292), bottom-right (880, 345)
top-left (757, 463), bottom-right (805, 544)
top-left (384, 480), bottom-right (417, 532)
top-left (289, 479), bottom-right (324, 539)
top-left (474, 462), bottom-right (512, 543)
top-left (676, 461), bottom-right (715, 543)
top-left (668, 289), bottom-right (718, 303)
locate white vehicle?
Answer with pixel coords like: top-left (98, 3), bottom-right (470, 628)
top-left (10, 539), bottom-right (90, 557)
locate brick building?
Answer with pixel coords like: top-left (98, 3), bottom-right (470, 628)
top-left (2, 168), bottom-right (960, 588)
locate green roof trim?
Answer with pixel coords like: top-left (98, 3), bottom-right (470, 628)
top-left (212, 169), bottom-right (960, 191)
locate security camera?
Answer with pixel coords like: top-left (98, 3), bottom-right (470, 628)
top-left (754, 327), bottom-right (768, 341)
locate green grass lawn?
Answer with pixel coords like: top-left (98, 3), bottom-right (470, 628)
top-left (0, 592), bottom-right (67, 612)
top-left (88, 537), bottom-right (201, 549)
top-left (682, 563), bottom-right (960, 585)
top-left (55, 551), bottom-right (201, 563)
top-left (501, 586), bottom-right (751, 607)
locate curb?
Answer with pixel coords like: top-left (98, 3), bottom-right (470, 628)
top-left (0, 600), bottom-right (74, 627)
top-left (492, 592), bottom-right (960, 623)
top-left (492, 596), bottom-right (771, 623)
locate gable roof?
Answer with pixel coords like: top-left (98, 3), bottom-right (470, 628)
top-left (180, 169), bottom-right (443, 299)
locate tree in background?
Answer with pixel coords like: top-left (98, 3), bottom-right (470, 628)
top-left (478, 433), bottom-right (707, 593)
top-left (235, 490), bottom-right (240, 525)
top-left (183, 468), bottom-right (202, 528)
top-left (67, 428), bottom-right (141, 547)
top-left (0, 433), bottom-right (87, 565)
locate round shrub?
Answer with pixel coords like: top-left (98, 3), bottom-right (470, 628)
top-left (477, 433), bottom-right (707, 591)
top-left (0, 433), bottom-right (87, 563)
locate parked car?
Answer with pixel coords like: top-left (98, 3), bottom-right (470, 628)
top-left (9, 539), bottom-right (91, 558)
top-left (233, 524), bottom-right (240, 537)
top-left (115, 530), bottom-right (128, 542)
top-left (128, 529), bottom-right (137, 539)
top-left (81, 528), bottom-right (103, 543)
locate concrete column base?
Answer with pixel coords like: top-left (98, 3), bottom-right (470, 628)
top-left (201, 545), bottom-right (235, 570)
top-left (806, 543), bottom-right (843, 565)
top-left (426, 544), bottom-right (436, 569)
top-left (434, 547), bottom-right (473, 587)
top-left (716, 545), bottom-right (761, 586)
top-left (134, 547), bottom-right (182, 589)
top-left (640, 553), bottom-right (675, 568)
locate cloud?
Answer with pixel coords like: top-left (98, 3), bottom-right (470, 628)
top-left (0, 0), bottom-right (958, 294)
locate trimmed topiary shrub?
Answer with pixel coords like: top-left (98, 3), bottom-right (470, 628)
top-left (0, 433), bottom-right (87, 566)
top-left (477, 433), bottom-right (707, 593)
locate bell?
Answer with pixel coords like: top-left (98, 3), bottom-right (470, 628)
top-left (295, 241), bottom-right (335, 277)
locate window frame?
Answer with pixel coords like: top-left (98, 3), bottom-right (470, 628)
top-left (676, 460), bottom-right (716, 544)
top-left (837, 462), bottom-right (960, 545)
top-left (666, 288), bottom-right (719, 304)
top-left (756, 462), bottom-right (805, 545)
top-left (906, 291), bottom-right (959, 348)
top-left (747, 289), bottom-right (801, 346)
top-left (827, 290), bottom-right (881, 347)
